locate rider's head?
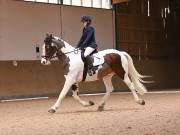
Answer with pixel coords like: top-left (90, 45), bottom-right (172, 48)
top-left (80, 15), bottom-right (91, 27)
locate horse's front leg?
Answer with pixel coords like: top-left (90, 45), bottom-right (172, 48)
top-left (72, 83), bottom-right (95, 107)
top-left (48, 77), bottom-right (75, 113)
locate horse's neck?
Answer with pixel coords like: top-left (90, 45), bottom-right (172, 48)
top-left (61, 40), bottom-right (75, 53)
top-left (53, 36), bottom-right (74, 52)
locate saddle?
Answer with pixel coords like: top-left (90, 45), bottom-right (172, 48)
top-left (81, 49), bottom-right (104, 66)
top-left (81, 49), bottom-right (105, 81)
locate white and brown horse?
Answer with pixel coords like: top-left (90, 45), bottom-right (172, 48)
top-left (41, 34), bottom-right (148, 113)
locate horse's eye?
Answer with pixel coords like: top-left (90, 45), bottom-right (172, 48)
top-left (46, 45), bottom-right (50, 49)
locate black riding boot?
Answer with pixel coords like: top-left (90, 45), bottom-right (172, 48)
top-left (85, 55), bottom-right (96, 76)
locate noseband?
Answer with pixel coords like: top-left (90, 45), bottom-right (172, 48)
top-left (41, 55), bottom-right (57, 59)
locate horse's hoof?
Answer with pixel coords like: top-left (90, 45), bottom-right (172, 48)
top-left (89, 101), bottom-right (95, 106)
top-left (141, 100), bottom-right (145, 105)
top-left (48, 109), bottom-right (56, 113)
top-left (137, 100), bottom-right (145, 105)
top-left (97, 106), bottom-right (104, 111)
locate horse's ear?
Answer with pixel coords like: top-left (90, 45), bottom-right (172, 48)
top-left (46, 33), bottom-right (49, 37)
top-left (50, 34), bottom-right (53, 38)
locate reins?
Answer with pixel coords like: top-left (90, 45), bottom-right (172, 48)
top-left (41, 48), bottom-right (79, 59)
top-left (64, 48), bottom-right (79, 55)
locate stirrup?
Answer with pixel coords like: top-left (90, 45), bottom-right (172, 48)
top-left (88, 70), bottom-right (93, 76)
top-left (88, 67), bottom-right (96, 76)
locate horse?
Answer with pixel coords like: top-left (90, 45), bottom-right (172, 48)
top-left (41, 34), bottom-right (148, 113)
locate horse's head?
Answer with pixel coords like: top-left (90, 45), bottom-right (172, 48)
top-left (41, 34), bottom-right (56, 65)
top-left (41, 34), bottom-right (65, 65)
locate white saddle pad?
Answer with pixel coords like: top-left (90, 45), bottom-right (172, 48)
top-left (92, 52), bottom-right (104, 66)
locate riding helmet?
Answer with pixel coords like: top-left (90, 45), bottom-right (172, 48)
top-left (80, 15), bottom-right (92, 23)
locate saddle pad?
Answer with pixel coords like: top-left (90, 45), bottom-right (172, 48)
top-left (92, 52), bottom-right (104, 66)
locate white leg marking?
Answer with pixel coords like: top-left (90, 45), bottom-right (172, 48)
top-left (51, 77), bottom-right (75, 111)
top-left (124, 73), bottom-right (143, 103)
top-left (98, 75), bottom-right (114, 111)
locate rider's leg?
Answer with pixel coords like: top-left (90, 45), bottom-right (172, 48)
top-left (84, 47), bottom-right (95, 57)
top-left (85, 55), bottom-right (93, 69)
top-left (84, 47), bottom-right (95, 75)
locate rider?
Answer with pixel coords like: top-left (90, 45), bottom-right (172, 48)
top-left (76, 15), bottom-right (97, 76)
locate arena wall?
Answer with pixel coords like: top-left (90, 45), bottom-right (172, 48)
top-left (1, 60), bottom-right (180, 99)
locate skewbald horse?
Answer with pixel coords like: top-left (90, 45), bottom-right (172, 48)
top-left (41, 34), bottom-right (148, 113)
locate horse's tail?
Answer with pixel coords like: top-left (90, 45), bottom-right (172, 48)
top-left (122, 52), bottom-right (148, 95)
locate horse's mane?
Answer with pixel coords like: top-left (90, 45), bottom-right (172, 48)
top-left (53, 36), bottom-right (75, 50)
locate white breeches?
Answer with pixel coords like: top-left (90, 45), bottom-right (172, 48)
top-left (84, 47), bottom-right (95, 57)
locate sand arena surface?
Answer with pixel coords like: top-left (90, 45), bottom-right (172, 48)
top-left (0, 92), bottom-right (180, 135)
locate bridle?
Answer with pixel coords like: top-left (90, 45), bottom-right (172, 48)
top-left (41, 43), bottom-right (79, 60)
top-left (41, 55), bottom-right (57, 59)
top-left (41, 44), bottom-right (57, 60)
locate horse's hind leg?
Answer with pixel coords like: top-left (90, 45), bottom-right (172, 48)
top-left (123, 73), bottom-right (145, 105)
top-left (98, 75), bottom-right (114, 111)
top-left (72, 83), bottom-right (95, 107)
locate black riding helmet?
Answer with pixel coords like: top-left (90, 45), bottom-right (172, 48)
top-left (80, 15), bottom-right (91, 24)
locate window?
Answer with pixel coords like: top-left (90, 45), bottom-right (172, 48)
top-left (24, 0), bottom-right (112, 9)
top-left (49, 0), bottom-right (59, 4)
top-left (102, 0), bottom-right (111, 9)
top-left (72, 0), bottom-right (81, 6)
top-left (82, 0), bottom-right (92, 7)
top-left (93, 0), bottom-right (102, 8)
top-left (24, 0), bottom-right (61, 4)
top-left (36, 0), bottom-right (47, 2)
top-left (63, 0), bottom-right (71, 5)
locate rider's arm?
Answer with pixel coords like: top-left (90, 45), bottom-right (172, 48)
top-left (76, 35), bottom-right (84, 48)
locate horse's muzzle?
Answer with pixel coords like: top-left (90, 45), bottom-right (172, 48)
top-left (41, 58), bottom-right (51, 65)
